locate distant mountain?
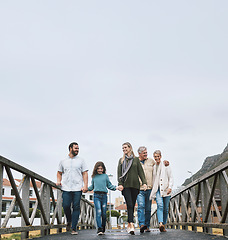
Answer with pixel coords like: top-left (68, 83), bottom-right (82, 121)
top-left (182, 144), bottom-right (228, 186)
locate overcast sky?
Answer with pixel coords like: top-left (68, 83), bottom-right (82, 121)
top-left (0, 1), bottom-right (227, 201)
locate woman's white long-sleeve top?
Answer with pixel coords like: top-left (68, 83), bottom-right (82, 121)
top-left (150, 162), bottom-right (174, 200)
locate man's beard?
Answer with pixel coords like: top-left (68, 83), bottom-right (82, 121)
top-left (72, 150), bottom-right (78, 156)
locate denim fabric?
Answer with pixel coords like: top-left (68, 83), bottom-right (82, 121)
top-left (137, 189), bottom-right (152, 227)
top-left (62, 191), bottom-right (82, 230)
top-left (156, 188), bottom-right (171, 224)
top-left (94, 193), bottom-right (107, 229)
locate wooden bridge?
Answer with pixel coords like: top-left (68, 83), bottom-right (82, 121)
top-left (0, 155), bottom-right (227, 239)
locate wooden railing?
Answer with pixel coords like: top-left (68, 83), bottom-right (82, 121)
top-left (0, 155), bottom-right (95, 239)
top-left (151, 160), bottom-right (228, 237)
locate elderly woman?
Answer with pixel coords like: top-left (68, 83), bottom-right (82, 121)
top-left (118, 142), bottom-right (147, 235)
top-left (150, 150), bottom-right (173, 232)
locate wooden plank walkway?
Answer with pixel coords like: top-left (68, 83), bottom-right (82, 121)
top-left (37, 228), bottom-right (227, 239)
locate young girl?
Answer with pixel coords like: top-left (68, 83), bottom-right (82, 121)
top-left (88, 161), bottom-right (119, 235)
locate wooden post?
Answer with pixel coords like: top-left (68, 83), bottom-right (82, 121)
top-left (57, 189), bottom-right (62, 234)
top-left (190, 186), bottom-right (196, 231)
top-left (201, 181), bottom-right (212, 233)
top-left (41, 183), bottom-right (50, 236)
top-left (219, 171), bottom-right (228, 236)
top-left (21, 175), bottom-right (30, 240)
top-left (176, 195), bottom-right (181, 229)
top-left (0, 164), bottom-right (3, 239)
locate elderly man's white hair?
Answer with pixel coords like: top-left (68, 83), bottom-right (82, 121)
top-left (138, 146), bottom-right (147, 154)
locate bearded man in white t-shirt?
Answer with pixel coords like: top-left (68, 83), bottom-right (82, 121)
top-left (57, 142), bottom-right (88, 235)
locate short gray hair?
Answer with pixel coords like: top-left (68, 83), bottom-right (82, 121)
top-left (153, 150), bottom-right (161, 156)
top-left (138, 146), bottom-right (147, 154)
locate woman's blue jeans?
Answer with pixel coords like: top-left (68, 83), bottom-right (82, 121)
top-left (156, 188), bottom-right (170, 224)
top-left (137, 189), bottom-right (152, 227)
top-left (94, 192), bottom-right (107, 229)
top-left (62, 191), bottom-right (82, 231)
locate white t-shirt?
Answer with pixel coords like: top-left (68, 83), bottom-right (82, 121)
top-left (58, 155), bottom-right (88, 191)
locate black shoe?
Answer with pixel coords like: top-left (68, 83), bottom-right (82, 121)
top-left (97, 228), bottom-right (103, 234)
top-left (140, 225), bottom-right (147, 233)
top-left (66, 222), bottom-right (71, 232)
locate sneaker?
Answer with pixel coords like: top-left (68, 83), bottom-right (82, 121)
top-left (71, 230), bottom-right (78, 235)
top-left (145, 228), bottom-right (151, 232)
top-left (140, 225), bottom-right (147, 233)
top-left (97, 228), bottom-right (103, 235)
top-left (127, 225), bottom-right (131, 233)
top-left (129, 222), bottom-right (135, 235)
top-left (66, 222), bottom-right (71, 232)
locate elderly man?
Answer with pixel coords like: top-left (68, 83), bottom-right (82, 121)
top-left (137, 146), bottom-right (169, 233)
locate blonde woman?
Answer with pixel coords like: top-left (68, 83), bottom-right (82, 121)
top-left (150, 150), bottom-right (173, 232)
top-left (117, 142), bottom-right (147, 235)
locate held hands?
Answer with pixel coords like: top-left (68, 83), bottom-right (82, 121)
top-left (117, 185), bottom-right (124, 191)
top-left (167, 188), bottom-right (172, 195)
top-left (143, 184), bottom-right (147, 191)
top-left (81, 186), bottom-right (88, 193)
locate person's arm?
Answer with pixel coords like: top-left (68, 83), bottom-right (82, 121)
top-left (88, 178), bottom-right (94, 192)
top-left (117, 159), bottom-right (124, 191)
top-left (117, 159), bottom-right (123, 186)
top-left (81, 171), bottom-right (88, 193)
top-left (56, 171), bottom-right (62, 186)
top-left (106, 175), bottom-right (117, 191)
top-left (151, 158), bottom-right (156, 166)
top-left (167, 166), bottom-right (174, 195)
top-left (137, 159), bottom-right (147, 190)
top-left (57, 161), bottom-right (63, 186)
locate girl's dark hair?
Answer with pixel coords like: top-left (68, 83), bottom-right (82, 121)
top-left (91, 161), bottom-right (106, 178)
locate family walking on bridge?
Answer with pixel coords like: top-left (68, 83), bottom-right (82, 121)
top-left (56, 141), bottom-right (174, 236)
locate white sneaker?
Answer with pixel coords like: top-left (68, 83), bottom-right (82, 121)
top-left (129, 223), bottom-right (135, 235)
top-left (71, 230), bottom-right (78, 235)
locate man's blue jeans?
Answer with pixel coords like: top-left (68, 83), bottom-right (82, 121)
top-left (62, 191), bottom-right (82, 231)
top-left (94, 192), bottom-right (107, 230)
top-left (137, 189), bottom-right (152, 227)
top-left (156, 188), bottom-right (171, 224)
